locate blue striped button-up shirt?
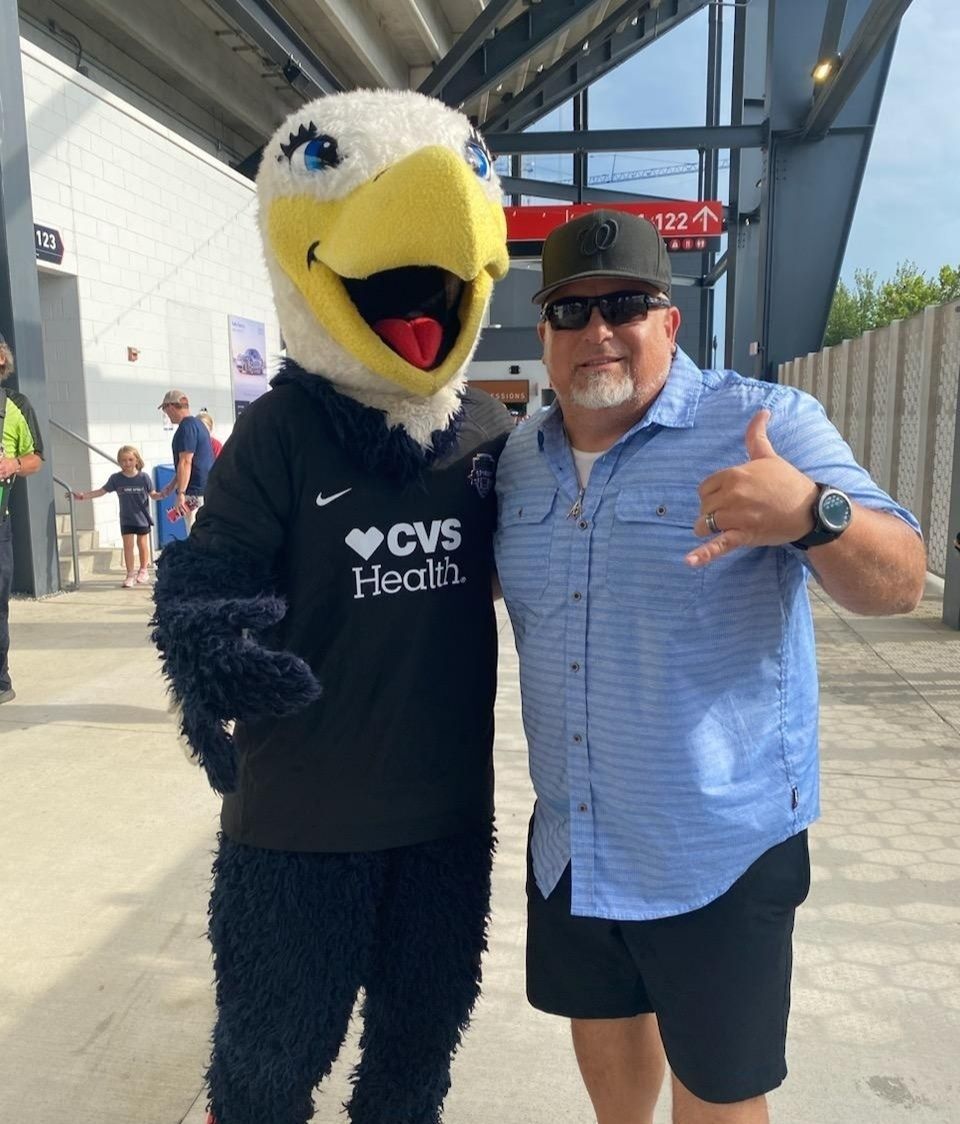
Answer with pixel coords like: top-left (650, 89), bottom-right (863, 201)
top-left (494, 350), bottom-right (920, 921)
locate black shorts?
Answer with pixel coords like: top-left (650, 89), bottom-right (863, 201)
top-left (526, 831), bottom-right (810, 1105)
top-left (120, 524), bottom-right (151, 537)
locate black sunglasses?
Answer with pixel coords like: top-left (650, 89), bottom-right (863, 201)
top-left (540, 290), bottom-right (671, 331)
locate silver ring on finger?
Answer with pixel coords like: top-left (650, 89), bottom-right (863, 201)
top-left (705, 511), bottom-right (720, 535)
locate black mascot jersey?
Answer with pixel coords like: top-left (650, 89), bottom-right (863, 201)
top-left (190, 367), bottom-right (513, 853)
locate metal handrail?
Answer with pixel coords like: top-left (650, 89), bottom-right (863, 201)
top-left (49, 418), bottom-right (116, 592)
top-left (52, 473), bottom-right (80, 591)
top-left (49, 418), bottom-right (116, 465)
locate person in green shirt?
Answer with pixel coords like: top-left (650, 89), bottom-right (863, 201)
top-left (0, 332), bottom-right (44, 704)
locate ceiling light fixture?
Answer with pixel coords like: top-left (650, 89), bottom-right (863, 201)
top-left (812, 53), bottom-right (842, 83)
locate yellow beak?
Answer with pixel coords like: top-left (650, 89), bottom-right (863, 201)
top-left (268, 145), bottom-right (509, 396)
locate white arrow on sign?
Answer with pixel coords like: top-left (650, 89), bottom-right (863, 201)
top-left (693, 205), bottom-right (718, 231)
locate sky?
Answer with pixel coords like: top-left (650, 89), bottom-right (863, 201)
top-left (514, 0), bottom-right (959, 287)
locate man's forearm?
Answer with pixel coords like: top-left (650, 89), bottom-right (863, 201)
top-left (162, 458), bottom-right (192, 498)
top-left (18, 453), bottom-right (42, 476)
top-left (809, 506), bottom-right (926, 615)
top-left (0, 452), bottom-right (41, 478)
top-left (175, 459), bottom-right (191, 495)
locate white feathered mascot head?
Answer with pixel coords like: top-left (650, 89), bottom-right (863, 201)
top-left (256, 89), bottom-right (509, 446)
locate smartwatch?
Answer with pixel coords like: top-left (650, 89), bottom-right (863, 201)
top-left (791, 483), bottom-right (853, 550)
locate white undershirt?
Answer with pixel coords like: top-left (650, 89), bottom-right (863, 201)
top-left (571, 446), bottom-right (609, 490)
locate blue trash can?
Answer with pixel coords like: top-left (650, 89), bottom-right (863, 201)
top-left (155, 464), bottom-right (188, 546)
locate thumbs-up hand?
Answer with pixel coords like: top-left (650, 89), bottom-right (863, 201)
top-left (685, 409), bottom-right (820, 568)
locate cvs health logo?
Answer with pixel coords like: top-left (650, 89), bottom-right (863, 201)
top-left (345, 518), bottom-right (464, 599)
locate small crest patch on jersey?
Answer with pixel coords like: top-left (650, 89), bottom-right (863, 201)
top-left (468, 452), bottom-right (496, 498)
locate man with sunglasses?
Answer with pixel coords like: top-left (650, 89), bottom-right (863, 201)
top-left (494, 210), bottom-right (926, 1124)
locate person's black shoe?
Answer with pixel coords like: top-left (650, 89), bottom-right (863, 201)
top-left (0, 688), bottom-right (16, 704)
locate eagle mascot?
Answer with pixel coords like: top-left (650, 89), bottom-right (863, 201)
top-left (152, 89), bottom-right (512, 1124)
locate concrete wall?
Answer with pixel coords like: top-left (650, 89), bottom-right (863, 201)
top-left (21, 39), bottom-right (281, 547)
top-left (779, 300), bottom-right (960, 576)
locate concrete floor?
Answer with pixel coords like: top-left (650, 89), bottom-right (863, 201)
top-left (0, 573), bottom-right (958, 1123)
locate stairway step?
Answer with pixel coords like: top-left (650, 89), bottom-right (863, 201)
top-left (58, 545), bottom-right (126, 582)
top-left (57, 528), bottom-right (98, 552)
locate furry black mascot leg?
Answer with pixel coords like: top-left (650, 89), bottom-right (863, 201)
top-left (346, 823), bottom-right (495, 1124)
top-left (206, 839), bottom-right (386, 1124)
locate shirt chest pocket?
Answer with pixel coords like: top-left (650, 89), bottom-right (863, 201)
top-left (603, 487), bottom-right (705, 614)
top-left (496, 487), bottom-right (558, 604)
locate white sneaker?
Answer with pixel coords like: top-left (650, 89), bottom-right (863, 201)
top-left (136, 567), bottom-right (151, 584)
top-left (122, 574), bottom-right (136, 588)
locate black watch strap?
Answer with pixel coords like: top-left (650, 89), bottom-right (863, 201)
top-left (790, 483), bottom-right (851, 551)
top-left (791, 527), bottom-right (839, 550)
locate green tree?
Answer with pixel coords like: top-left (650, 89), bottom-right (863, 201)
top-left (875, 260), bottom-right (940, 324)
top-left (936, 263), bottom-right (960, 301)
top-left (824, 268), bottom-right (878, 346)
top-left (825, 259), bottom-right (960, 346)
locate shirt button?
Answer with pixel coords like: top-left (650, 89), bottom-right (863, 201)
top-left (573, 733), bottom-right (583, 744)
top-left (578, 803), bottom-right (589, 813)
top-left (572, 591), bottom-right (582, 601)
top-left (578, 520), bottom-right (588, 530)
top-left (570, 661), bottom-right (580, 672)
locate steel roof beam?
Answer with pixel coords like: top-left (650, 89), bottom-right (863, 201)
top-left (313, 0), bottom-right (409, 88)
top-left (499, 175), bottom-right (694, 206)
top-left (78, 0), bottom-right (295, 134)
top-left (489, 124), bottom-right (767, 155)
top-left (482, 0), bottom-right (709, 133)
top-left (211, 0), bottom-right (343, 96)
top-left (757, 0), bottom-right (898, 377)
top-left (399, 0), bottom-right (454, 58)
top-left (817, 0), bottom-right (848, 64)
top-left (417, 0), bottom-right (515, 94)
top-left (704, 251), bottom-right (728, 287)
top-left (801, 0), bottom-right (913, 139)
top-left (433, 0), bottom-right (610, 107)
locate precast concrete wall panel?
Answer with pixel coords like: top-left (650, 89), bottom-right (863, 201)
top-left (779, 301), bottom-right (960, 577)
top-left (927, 304), bottom-right (960, 576)
top-left (828, 341), bottom-right (848, 437)
top-left (866, 320), bottom-right (900, 497)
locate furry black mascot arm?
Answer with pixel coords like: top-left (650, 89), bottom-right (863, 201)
top-left (151, 542), bottom-right (320, 795)
top-left (151, 416), bottom-right (321, 794)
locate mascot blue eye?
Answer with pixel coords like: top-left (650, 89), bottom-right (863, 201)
top-left (303, 135), bottom-right (341, 172)
top-left (465, 140), bottom-right (491, 180)
top-left (279, 124), bottom-right (342, 169)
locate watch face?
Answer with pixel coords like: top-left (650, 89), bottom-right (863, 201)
top-left (819, 489), bottom-right (852, 533)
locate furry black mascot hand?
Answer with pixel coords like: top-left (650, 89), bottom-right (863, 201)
top-left (152, 90), bottom-right (512, 1124)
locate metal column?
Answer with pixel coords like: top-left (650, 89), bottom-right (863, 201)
top-left (572, 88), bottom-right (588, 203)
top-left (724, 0), bottom-right (768, 376)
top-left (697, 0), bottom-right (722, 369)
top-left (756, 0), bottom-right (900, 378)
top-left (0, 0), bottom-right (59, 596)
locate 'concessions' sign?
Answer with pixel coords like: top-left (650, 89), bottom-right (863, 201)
top-left (471, 379), bottom-right (529, 404)
top-left (34, 224), bottom-right (65, 265)
top-left (504, 202), bottom-right (723, 254)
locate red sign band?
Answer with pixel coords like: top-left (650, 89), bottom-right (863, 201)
top-left (504, 202), bottom-right (724, 243)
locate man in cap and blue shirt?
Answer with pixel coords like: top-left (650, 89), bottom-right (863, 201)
top-left (156, 389), bottom-right (215, 530)
top-left (0, 331), bottom-right (44, 704)
top-left (494, 210), bottom-right (927, 1123)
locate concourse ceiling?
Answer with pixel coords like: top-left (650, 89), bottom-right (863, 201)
top-left (17, 0), bottom-right (707, 168)
top-left (13, 0), bottom-right (916, 378)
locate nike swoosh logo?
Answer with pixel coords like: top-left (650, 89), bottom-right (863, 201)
top-left (316, 488), bottom-right (352, 507)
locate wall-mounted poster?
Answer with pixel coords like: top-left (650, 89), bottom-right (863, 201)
top-left (228, 314), bottom-right (268, 418)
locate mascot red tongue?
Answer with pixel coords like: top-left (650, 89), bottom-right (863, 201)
top-left (374, 315), bottom-right (443, 368)
top-left (152, 88), bottom-right (511, 1124)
